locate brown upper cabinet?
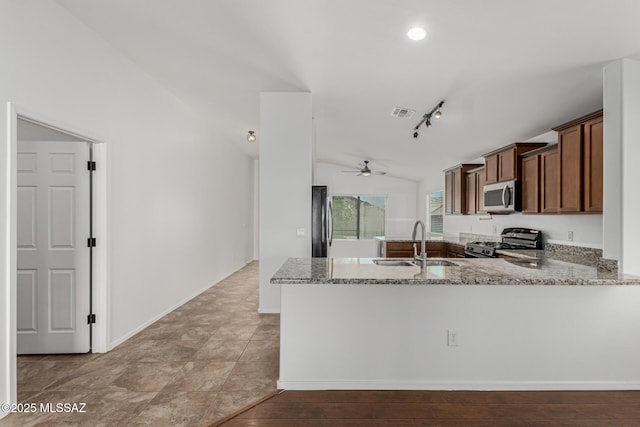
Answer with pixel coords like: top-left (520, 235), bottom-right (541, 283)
top-left (466, 166), bottom-right (485, 214)
top-left (552, 110), bottom-right (603, 213)
top-left (540, 147), bottom-right (559, 213)
top-left (444, 164), bottom-right (482, 215)
top-left (521, 145), bottom-right (559, 214)
top-left (483, 143), bottom-right (548, 184)
top-left (583, 115), bottom-right (604, 212)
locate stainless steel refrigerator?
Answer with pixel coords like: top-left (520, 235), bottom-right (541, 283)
top-left (311, 185), bottom-right (333, 257)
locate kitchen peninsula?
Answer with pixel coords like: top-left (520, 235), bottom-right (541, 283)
top-left (272, 257), bottom-right (640, 391)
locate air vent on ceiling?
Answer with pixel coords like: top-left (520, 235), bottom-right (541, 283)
top-left (390, 107), bottom-right (415, 119)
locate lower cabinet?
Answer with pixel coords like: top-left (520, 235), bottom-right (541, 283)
top-left (385, 241), bottom-right (420, 258)
top-left (426, 242), bottom-right (446, 258)
top-left (384, 241), bottom-right (463, 258)
top-left (446, 243), bottom-right (466, 258)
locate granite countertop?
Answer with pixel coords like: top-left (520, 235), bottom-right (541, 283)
top-left (271, 257), bottom-right (640, 286)
top-left (495, 248), bottom-right (545, 259)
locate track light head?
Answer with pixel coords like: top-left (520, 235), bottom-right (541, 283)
top-left (247, 130), bottom-right (256, 142)
top-left (411, 100), bottom-right (445, 137)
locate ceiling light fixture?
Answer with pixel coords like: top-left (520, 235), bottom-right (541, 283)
top-left (413, 100), bottom-right (445, 139)
top-left (247, 130), bottom-right (256, 143)
top-left (407, 27), bottom-right (427, 41)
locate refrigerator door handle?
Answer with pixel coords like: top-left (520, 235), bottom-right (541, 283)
top-left (328, 198), bottom-right (333, 247)
top-left (320, 202), bottom-right (326, 244)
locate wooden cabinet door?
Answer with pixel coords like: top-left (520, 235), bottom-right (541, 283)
top-left (386, 242), bottom-right (419, 258)
top-left (444, 171), bottom-right (453, 215)
top-left (485, 154), bottom-right (499, 184)
top-left (476, 169), bottom-right (486, 212)
top-left (425, 242), bottom-right (445, 257)
top-left (452, 168), bottom-right (463, 214)
top-left (445, 243), bottom-right (465, 258)
top-left (583, 116), bottom-right (603, 212)
top-left (541, 148), bottom-right (558, 213)
top-left (498, 147), bottom-right (517, 182)
top-left (466, 172), bottom-right (477, 214)
top-left (558, 125), bottom-right (583, 212)
top-left (521, 155), bottom-right (540, 213)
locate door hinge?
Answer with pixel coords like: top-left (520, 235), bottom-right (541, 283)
top-left (87, 237), bottom-right (97, 247)
top-left (87, 314), bottom-right (96, 324)
top-left (87, 161), bottom-right (96, 171)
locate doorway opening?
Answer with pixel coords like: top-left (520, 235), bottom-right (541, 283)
top-left (6, 103), bottom-right (109, 405)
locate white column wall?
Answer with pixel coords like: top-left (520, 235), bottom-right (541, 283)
top-left (603, 58), bottom-right (640, 274)
top-left (259, 92), bottom-right (312, 313)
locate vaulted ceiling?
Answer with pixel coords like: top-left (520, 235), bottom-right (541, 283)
top-left (57, 0), bottom-right (640, 184)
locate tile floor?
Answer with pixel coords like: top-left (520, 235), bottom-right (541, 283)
top-left (1, 261), bottom-right (279, 427)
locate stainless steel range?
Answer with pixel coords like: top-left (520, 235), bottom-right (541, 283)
top-left (465, 228), bottom-right (543, 258)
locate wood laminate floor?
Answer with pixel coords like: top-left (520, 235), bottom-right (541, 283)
top-left (217, 389), bottom-right (640, 426)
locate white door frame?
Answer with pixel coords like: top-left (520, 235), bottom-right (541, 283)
top-left (5, 102), bottom-right (110, 397)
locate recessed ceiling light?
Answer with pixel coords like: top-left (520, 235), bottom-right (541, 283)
top-left (407, 27), bottom-right (427, 41)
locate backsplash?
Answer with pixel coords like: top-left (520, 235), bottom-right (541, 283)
top-left (458, 232), bottom-right (500, 243)
top-left (456, 233), bottom-right (618, 272)
top-left (541, 242), bottom-right (618, 272)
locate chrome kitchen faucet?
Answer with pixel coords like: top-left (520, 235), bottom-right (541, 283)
top-left (412, 220), bottom-right (427, 271)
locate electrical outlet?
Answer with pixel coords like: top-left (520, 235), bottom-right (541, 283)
top-left (568, 231), bottom-right (574, 241)
top-left (447, 329), bottom-right (459, 347)
top-left (296, 228), bottom-right (305, 237)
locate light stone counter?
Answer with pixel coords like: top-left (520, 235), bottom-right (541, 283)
top-left (271, 257), bottom-right (640, 285)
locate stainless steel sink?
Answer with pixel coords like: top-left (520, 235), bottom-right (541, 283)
top-left (372, 259), bottom-right (416, 266)
top-left (372, 259), bottom-right (459, 267)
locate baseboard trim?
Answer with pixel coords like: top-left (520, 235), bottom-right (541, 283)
top-left (258, 307), bottom-right (281, 314)
top-left (277, 379), bottom-right (640, 391)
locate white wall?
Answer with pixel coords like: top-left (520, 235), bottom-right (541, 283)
top-left (0, 1), bottom-right (255, 414)
top-left (258, 92), bottom-right (312, 313)
top-left (603, 59), bottom-right (640, 274)
top-left (253, 159), bottom-right (260, 260)
top-left (280, 283), bottom-right (640, 390)
top-left (315, 162), bottom-right (418, 257)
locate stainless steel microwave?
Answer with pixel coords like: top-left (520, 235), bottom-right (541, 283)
top-left (483, 180), bottom-right (520, 213)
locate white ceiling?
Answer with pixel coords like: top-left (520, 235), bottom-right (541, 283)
top-left (57, 0), bottom-right (640, 183)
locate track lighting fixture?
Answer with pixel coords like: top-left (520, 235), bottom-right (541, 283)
top-left (412, 100), bottom-right (445, 139)
top-left (247, 130), bottom-right (256, 142)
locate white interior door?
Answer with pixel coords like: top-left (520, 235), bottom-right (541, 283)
top-left (17, 140), bottom-right (91, 354)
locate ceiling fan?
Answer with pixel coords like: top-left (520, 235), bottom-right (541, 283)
top-left (341, 160), bottom-right (387, 176)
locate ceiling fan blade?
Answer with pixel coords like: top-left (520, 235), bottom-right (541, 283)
top-left (373, 171), bottom-right (387, 175)
top-left (341, 170), bottom-right (360, 173)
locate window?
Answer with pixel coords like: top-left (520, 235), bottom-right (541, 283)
top-left (332, 195), bottom-right (386, 239)
top-left (426, 191), bottom-right (444, 234)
